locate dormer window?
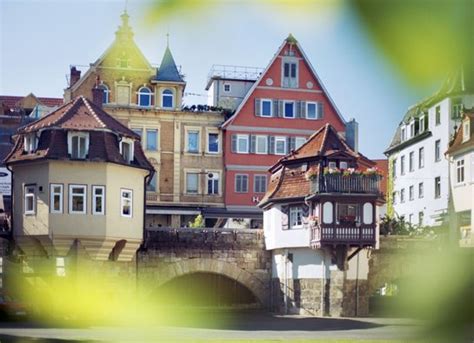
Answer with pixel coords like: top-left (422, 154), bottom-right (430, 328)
top-left (462, 120), bottom-right (470, 143)
top-left (401, 126), bottom-right (406, 142)
top-left (409, 120), bottom-right (415, 138)
top-left (98, 84), bottom-right (110, 104)
top-left (120, 138), bottom-right (134, 163)
top-left (23, 133), bottom-right (38, 153)
top-left (138, 86), bottom-right (152, 107)
top-left (162, 89), bottom-right (174, 109)
top-left (68, 132), bottom-right (89, 159)
top-left (419, 115), bottom-right (425, 133)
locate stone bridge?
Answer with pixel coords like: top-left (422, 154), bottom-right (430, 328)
top-left (137, 228), bottom-right (272, 307)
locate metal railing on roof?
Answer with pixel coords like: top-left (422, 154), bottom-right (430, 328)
top-left (207, 64), bottom-right (264, 84)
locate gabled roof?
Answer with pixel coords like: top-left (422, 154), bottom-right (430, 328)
top-left (222, 34), bottom-right (346, 128)
top-left (0, 94), bottom-right (63, 109)
top-left (446, 109), bottom-right (474, 155)
top-left (17, 96), bottom-right (139, 139)
top-left (154, 46), bottom-right (185, 83)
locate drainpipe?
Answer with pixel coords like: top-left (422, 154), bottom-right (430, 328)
top-left (5, 164), bottom-right (14, 242)
top-left (283, 249), bottom-right (288, 314)
top-left (321, 252), bottom-right (325, 316)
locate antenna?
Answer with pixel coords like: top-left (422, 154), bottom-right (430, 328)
top-left (124, 0), bottom-right (128, 13)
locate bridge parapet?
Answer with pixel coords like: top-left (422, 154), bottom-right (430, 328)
top-left (144, 228), bottom-right (265, 250)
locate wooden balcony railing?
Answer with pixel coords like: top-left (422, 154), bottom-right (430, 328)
top-left (312, 174), bottom-right (382, 194)
top-left (310, 224), bottom-right (376, 248)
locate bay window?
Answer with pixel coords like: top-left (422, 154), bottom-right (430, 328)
top-left (69, 185), bottom-right (86, 214)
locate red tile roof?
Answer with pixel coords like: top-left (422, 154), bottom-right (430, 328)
top-left (446, 110), bottom-right (474, 155)
top-left (0, 95), bottom-right (63, 108)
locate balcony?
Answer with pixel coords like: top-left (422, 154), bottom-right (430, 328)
top-left (310, 224), bottom-right (376, 248)
top-left (311, 174), bottom-right (382, 195)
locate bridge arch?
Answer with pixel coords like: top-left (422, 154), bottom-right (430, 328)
top-left (151, 258), bottom-right (269, 307)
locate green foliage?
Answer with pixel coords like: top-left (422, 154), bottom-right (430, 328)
top-left (188, 214), bottom-right (205, 228)
top-left (379, 214), bottom-right (433, 237)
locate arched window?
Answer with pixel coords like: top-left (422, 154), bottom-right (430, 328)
top-left (138, 87), bottom-right (152, 107)
top-left (161, 89), bottom-right (174, 109)
top-left (98, 84), bottom-right (110, 104)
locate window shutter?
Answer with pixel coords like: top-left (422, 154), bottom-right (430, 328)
top-left (250, 135), bottom-right (256, 153)
top-left (255, 98), bottom-right (261, 116)
top-left (288, 137), bottom-right (296, 152)
top-left (301, 101), bottom-right (306, 117)
top-left (281, 205), bottom-right (289, 230)
top-left (317, 102), bottom-right (323, 119)
top-left (302, 204), bottom-right (310, 229)
top-left (295, 101), bottom-right (301, 118)
top-left (231, 134), bottom-right (237, 153)
top-left (278, 100), bottom-right (284, 117)
top-left (268, 136), bottom-right (275, 154)
top-left (272, 100), bottom-right (279, 117)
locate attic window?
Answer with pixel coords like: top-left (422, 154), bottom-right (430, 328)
top-left (120, 138), bottom-right (134, 163)
top-left (23, 134), bottom-right (38, 153)
top-left (462, 120), bottom-right (470, 143)
top-left (68, 132), bottom-right (89, 159)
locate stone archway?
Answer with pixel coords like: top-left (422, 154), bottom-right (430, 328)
top-left (150, 258), bottom-right (269, 307)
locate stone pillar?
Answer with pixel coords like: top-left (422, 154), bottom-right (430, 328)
top-left (328, 269), bottom-right (345, 317)
top-left (171, 214), bottom-right (181, 228)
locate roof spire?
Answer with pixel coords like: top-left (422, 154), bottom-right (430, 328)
top-left (166, 31), bottom-right (170, 47)
top-left (116, 9), bottom-right (134, 41)
top-left (154, 37), bottom-right (184, 83)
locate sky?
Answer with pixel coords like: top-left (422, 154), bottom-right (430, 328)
top-left (0, 0), bottom-right (438, 159)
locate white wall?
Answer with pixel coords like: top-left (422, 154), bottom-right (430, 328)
top-left (450, 151), bottom-right (474, 214)
top-left (208, 79), bottom-right (255, 110)
top-left (272, 248), bottom-right (329, 279)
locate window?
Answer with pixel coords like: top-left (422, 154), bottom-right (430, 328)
top-left (147, 172), bottom-right (157, 192)
top-left (418, 182), bottom-right (424, 198)
top-left (92, 186), bottom-right (105, 215)
top-left (256, 135), bottom-right (268, 154)
top-left (409, 121), bottom-right (415, 138)
top-left (400, 188), bottom-right (405, 203)
top-left (50, 184), bottom-right (63, 214)
top-left (289, 206), bottom-right (303, 229)
top-left (409, 214), bottom-right (414, 224)
top-left (419, 115), bottom-right (425, 133)
top-left (283, 61), bottom-right (298, 88)
top-left (236, 135), bottom-right (249, 154)
top-left (99, 84), bottom-right (109, 104)
top-left (409, 185), bottom-right (414, 201)
top-left (462, 120), bottom-right (470, 143)
top-left (456, 159), bottom-right (465, 184)
top-left (120, 139), bottom-right (134, 163)
top-left (322, 202), bottom-right (333, 224)
top-left (275, 136), bottom-right (286, 155)
top-left (68, 132), bottom-right (89, 159)
top-left (401, 127), bottom-right (406, 142)
top-left (132, 128), bottom-right (142, 140)
top-left (435, 139), bottom-right (441, 162)
top-left (328, 161), bottom-right (337, 169)
top-left (283, 101), bottom-right (295, 118)
top-left (207, 133), bottom-right (219, 153)
top-left (235, 174), bottom-right (248, 193)
top-left (392, 192), bottom-right (397, 205)
top-left (418, 212), bottom-right (424, 226)
top-left (409, 152), bottom-right (414, 172)
top-left (261, 99), bottom-right (272, 117)
top-left (336, 203), bottom-right (359, 225)
top-left (401, 155), bottom-right (405, 175)
top-left (452, 99), bottom-right (462, 119)
top-left (56, 257), bottom-right (66, 277)
top-left (223, 84), bottom-right (231, 92)
top-left (162, 89), bottom-right (174, 108)
top-left (121, 189), bottom-right (132, 217)
top-left (146, 129), bottom-right (158, 151)
top-left (187, 131), bottom-right (200, 153)
top-left (69, 185), bottom-right (86, 214)
top-left (207, 172), bottom-right (219, 195)
top-left (186, 173), bottom-right (199, 194)
top-left (419, 147), bottom-right (424, 168)
top-left (392, 159), bottom-right (397, 178)
top-left (434, 177), bottom-right (441, 198)
top-left (363, 202), bottom-right (373, 224)
top-left (295, 137), bottom-right (306, 149)
top-left (435, 106), bottom-right (441, 125)
top-left (23, 134), bottom-right (38, 153)
top-left (138, 87), bottom-right (152, 107)
top-left (24, 185), bottom-right (35, 215)
top-left (340, 161), bottom-right (348, 169)
top-left (254, 175), bottom-right (267, 193)
top-left (306, 102), bottom-right (320, 120)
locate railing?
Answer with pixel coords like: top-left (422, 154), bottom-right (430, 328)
top-left (312, 174), bottom-right (382, 194)
top-left (207, 64), bottom-right (264, 84)
top-left (311, 224), bottom-right (376, 247)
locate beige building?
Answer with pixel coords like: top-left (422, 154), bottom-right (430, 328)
top-left (5, 95), bottom-right (153, 262)
top-left (65, 12), bottom-right (225, 228)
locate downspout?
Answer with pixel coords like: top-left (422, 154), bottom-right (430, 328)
top-left (5, 164), bottom-right (14, 242)
top-left (137, 169), bottom-right (152, 293)
top-left (283, 249), bottom-right (288, 314)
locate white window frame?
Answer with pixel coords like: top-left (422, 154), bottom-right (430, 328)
top-left (206, 171), bottom-right (220, 195)
top-left (260, 99), bottom-right (273, 117)
top-left (161, 89), bottom-right (174, 109)
top-left (340, 161), bottom-right (348, 170)
top-left (236, 134), bottom-right (249, 154)
top-left (409, 185), bottom-right (414, 201)
top-left (99, 84), bottom-right (110, 104)
top-left (256, 135), bottom-right (268, 154)
top-left (289, 206), bottom-right (303, 229)
top-left (186, 128), bottom-right (201, 154)
top-left (306, 102), bottom-right (318, 120)
top-left (120, 188), bottom-right (133, 218)
top-left (206, 131), bottom-right (220, 154)
top-left (137, 86), bottom-right (153, 107)
top-left (68, 132), bottom-right (89, 159)
top-left (185, 171), bottom-right (200, 194)
top-left (409, 151), bottom-right (414, 172)
top-left (418, 182), bottom-right (424, 198)
top-left (69, 184), bottom-right (87, 214)
top-left (434, 177), bottom-right (441, 199)
top-left (328, 161), bottom-right (337, 169)
top-left (295, 137), bottom-right (306, 149)
top-left (275, 136), bottom-right (287, 155)
top-left (92, 185), bottom-right (105, 215)
top-left (400, 188), bottom-right (405, 203)
top-left (120, 137), bottom-right (135, 163)
top-left (462, 120), bottom-right (470, 143)
top-left (145, 129), bottom-right (158, 151)
top-left (409, 121), bottom-right (415, 138)
top-left (456, 159), bottom-right (465, 184)
top-left (419, 147), bottom-right (424, 169)
top-left (283, 101), bottom-right (295, 118)
top-left (401, 126), bottom-right (406, 142)
top-left (235, 174), bottom-right (249, 193)
top-left (435, 139), bottom-right (441, 162)
top-left (419, 115), bottom-right (425, 133)
top-left (223, 84), bottom-right (231, 92)
top-left (23, 134), bottom-right (38, 153)
top-left (24, 185), bottom-right (36, 215)
top-left (50, 184), bottom-right (63, 214)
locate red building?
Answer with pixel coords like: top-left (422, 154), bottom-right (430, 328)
top-left (217, 35), bottom-right (357, 224)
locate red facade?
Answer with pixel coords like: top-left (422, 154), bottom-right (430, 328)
top-left (223, 36), bottom-right (347, 212)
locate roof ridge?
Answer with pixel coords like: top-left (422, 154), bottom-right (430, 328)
top-left (81, 96), bottom-right (106, 128)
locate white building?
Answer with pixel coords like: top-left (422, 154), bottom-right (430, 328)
top-left (446, 110), bottom-right (474, 247)
top-left (385, 69), bottom-right (474, 227)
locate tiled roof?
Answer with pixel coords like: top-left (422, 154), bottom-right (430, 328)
top-left (0, 95), bottom-right (63, 108)
top-left (154, 46), bottom-right (184, 83)
top-left (446, 109), bottom-right (474, 155)
top-left (17, 96), bottom-right (139, 139)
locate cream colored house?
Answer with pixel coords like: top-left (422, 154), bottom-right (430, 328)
top-left (65, 12), bottom-right (225, 228)
top-left (5, 95), bottom-right (153, 262)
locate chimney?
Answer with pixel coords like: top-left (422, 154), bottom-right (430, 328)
top-left (70, 66), bottom-right (81, 87)
top-left (92, 76), bottom-right (104, 108)
top-left (345, 118), bottom-right (359, 153)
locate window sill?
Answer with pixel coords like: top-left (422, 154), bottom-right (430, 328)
top-left (205, 152), bottom-right (221, 157)
top-left (24, 212), bottom-right (36, 216)
top-left (454, 183), bottom-right (467, 188)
